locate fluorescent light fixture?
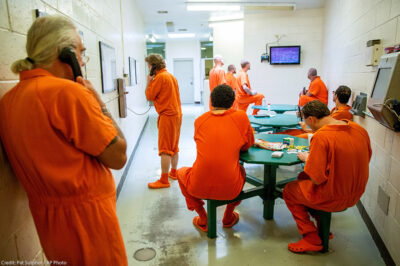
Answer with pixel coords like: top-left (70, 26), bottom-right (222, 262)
top-left (168, 33), bottom-right (196, 38)
top-left (209, 13), bottom-right (244, 22)
top-left (186, 3), bottom-right (240, 11)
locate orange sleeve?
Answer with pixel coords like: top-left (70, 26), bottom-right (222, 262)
top-left (308, 81), bottom-right (321, 97)
top-left (219, 70), bottom-right (226, 85)
top-left (304, 134), bottom-right (329, 185)
top-left (146, 76), bottom-right (163, 101)
top-left (40, 84), bottom-right (117, 156)
top-left (237, 73), bottom-right (247, 87)
top-left (241, 123), bottom-right (255, 151)
top-left (237, 113), bottom-right (255, 151)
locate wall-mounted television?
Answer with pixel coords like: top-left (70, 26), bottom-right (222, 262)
top-left (269, 46), bottom-right (301, 65)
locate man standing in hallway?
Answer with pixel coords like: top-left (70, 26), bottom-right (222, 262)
top-left (225, 64), bottom-right (240, 109)
top-left (298, 68), bottom-right (328, 106)
top-left (283, 100), bottom-right (371, 253)
top-left (208, 55), bottom-right (226, 110)
top-left (236, 60), bottom-right (265, 115)
top-left (0, 16), bottom-right (128, 265)
top-left (145, 54), bottom-right (182, 189)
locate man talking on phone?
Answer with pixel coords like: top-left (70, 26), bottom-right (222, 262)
top-left (0, 16), bottom-right (128, 265)
top-left (145, 54), bottom-right (182, 189)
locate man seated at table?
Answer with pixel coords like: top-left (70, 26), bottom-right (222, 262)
top-left (225, 64), bottom-right (240, 109)
top-left (298, 68), bottom-right (328, 106)
top-left (279, 86), bottom-right (354, 138)
top-left (283, 100), bottom-right (371, 253)
top-left (177, 84), bottom-right (254, 232)
top-left (236, 60), bottom-right (265, 115)
top-left (330, 85), bottom-right (353, 120)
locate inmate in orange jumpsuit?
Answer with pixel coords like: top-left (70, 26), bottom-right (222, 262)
top-left (0, 69), bottom-right (127, 265)
top-left (298, 77), bottom-right (328, 106)
top-left (236, 69), bottom-right (264, 115)
top-left (208, 66), bottom-right (226, 109)
top-left (177, 109), bottom-right (254, 219)
top-left (225, 72), bottom-right (240, 110)
top-left (278, 105), bottom-right (354, 138)
top-left (283, 121), bottom-right (371, 237)
top-left (330, 105), bottom-right (353, 120)
top-left (146, 68), bottom-right (182, 157)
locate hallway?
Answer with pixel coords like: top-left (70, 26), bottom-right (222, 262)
top-left (116, 105), bottom-right (385, 266)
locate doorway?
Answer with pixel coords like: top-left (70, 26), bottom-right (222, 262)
top-left (173, 59), bottom-right (195, 104)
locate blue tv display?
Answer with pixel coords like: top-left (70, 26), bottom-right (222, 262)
top-left (269, 46), bottom-right (301, 65)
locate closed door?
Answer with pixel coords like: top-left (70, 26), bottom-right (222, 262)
top-left (174, 59), bottom-right (194, 104)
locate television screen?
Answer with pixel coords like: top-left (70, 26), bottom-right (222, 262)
top-left (270, 46), bottom-right (301, 65)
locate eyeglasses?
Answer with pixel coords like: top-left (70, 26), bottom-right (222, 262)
top-left (81, 54), bottom-right (90, 64)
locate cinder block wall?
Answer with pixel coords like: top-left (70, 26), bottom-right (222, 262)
top-left (322, 0), bottom-right (400, 264)
top-left (0, 0), bottom-right (148, 262)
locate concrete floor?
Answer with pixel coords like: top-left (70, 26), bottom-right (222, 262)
top-left (117, 104), bottom-right (385, 266)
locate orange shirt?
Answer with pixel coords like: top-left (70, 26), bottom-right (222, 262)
top-left (299, 121), bottom-right (371, 212)
top-left (187, 109), bottom-right (254, 200)
top-left (146, 68), bottom-right (182, 116)
top-left (236, 69), bottom-right (250, 97)
top-left (330, 105), bottom-right (353, 120)
top-left (308, 76), bottom-right (328, 104)
top-left (0, 69), bottom-right (127, 264)
top-left (209, 65), bottom-right (226, 92)
top-left (225, 72), bottom-right (240, 93)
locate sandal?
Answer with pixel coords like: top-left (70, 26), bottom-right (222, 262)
top-left (288, 238), bottom-right (323, 253)
top-left (193, 216), bottom-right (207, 232)
top-left (223, 211), bottom-right (239, 228)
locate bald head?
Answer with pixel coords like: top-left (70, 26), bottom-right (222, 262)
top-left (227, 64), bottom-right (236, 73)
top-left (213, 55), bottom-right (224, 66)
top-left (241, 59), bottom-right (250, 71)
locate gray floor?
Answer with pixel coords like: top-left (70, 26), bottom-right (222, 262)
top-left (117, 104), bottom-right (385, 266)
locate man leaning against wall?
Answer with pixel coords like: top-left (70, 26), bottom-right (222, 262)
top-left (0, 16), bottom-right (128, 265)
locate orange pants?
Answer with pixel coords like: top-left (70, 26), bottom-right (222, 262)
top-left (237, 94), bottom-right (264, 115)
top-left (177, 167), bottom-right (242, 212)
top-left (276, 129), bottom-right (309, 139)
top-left (283, 179), bottom-right (324, 236)
top-left (158, 115), bottom-right (182, 156)
top-left (31, 194), bottom-right (127, 265)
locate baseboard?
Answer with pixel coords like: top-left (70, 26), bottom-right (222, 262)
top-left (356, 201), bottom-right (395, 266)
top-left (116, 116), bottom-right (149, 199)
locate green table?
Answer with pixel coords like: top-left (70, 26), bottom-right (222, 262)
top-left (240, 134), bottom-right (308, 220)
top-left (252, 104), bottom-right (297, 114)
top-left (249, 114), bottom-right (300, 133)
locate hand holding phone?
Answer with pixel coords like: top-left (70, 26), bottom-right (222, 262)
top-left (149, 64), bottom-right (156, 76)
top-left (58, 47), bottom-right (82, 80)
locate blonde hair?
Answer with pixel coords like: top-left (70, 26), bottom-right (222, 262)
top-left (145, 54), bottom-right (166, 70)
top-left (11, 16), bottom-right (78, 74)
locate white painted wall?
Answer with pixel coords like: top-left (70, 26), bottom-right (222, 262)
top-left (213, 20), bottom-right (244, 72)
top-left (322, 1), bottom-right (400, 264)
top-left (165, 40), bottom-right (201, 102)
top-left (243, 9), bottom-right (325, 105)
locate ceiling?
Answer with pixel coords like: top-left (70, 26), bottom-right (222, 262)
top-left (135, 0), bottom-right (326, 42)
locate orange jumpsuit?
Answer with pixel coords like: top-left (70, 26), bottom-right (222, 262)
top-left (225, 72), bottom-right (240, 110)
top-left (146, 68), bottom-right (182, 156)
top-left (330, 105), bottom-right (353, 120)
top-left (209, 66), bottom-right (226, 110)
top-left (177, 109), bottom-right (254, 210)
top-left (298, 77), bottom-right (328, 106)
top-left (283, 121), bottom-right (371, 236)
top-left (0, 69), bottom-right (127, 265)
top-left (236, 69), bottom-right (264, 115)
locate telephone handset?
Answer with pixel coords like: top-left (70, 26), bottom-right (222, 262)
top-left (150, 64), bottom-right (156, 76)
top-left (298, 105), bottom-right (303, 121)
top-left (58, 47), bottom-right (82, 80)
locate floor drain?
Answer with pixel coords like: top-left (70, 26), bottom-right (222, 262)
top-left (133, 247), bottom-right (156, 261)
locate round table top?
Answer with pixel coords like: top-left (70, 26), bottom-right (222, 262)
top-left (249, 113), bottom-right (300, 128)
top-left (252, 104), bottom-right (298, 113)
top-left (240, 134), bottom-right (308, 165)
